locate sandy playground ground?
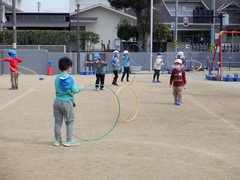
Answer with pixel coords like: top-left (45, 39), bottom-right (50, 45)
top-left (0, 71), bottom-right (240, 180)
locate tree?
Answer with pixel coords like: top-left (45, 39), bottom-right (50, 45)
top-left (80, 31), bottom-right (100, 51)
top-left (117, 19), bottom-right (137, 49)
top-left (108, 0), bottom-right (161, 52)
top-left (153, 23), bottom-right (171, 42)
top-left (153, 23), bottom-right (171, 51)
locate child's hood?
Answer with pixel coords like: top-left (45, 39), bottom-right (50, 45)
top-left (8, 50), bottom-right (17, 58)
top-left (59, 73), bottom-right (74, 91)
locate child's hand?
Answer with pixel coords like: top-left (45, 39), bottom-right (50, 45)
top-left (184, 85), bottom-right (187, 89)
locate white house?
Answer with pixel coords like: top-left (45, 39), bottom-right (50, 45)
top-left (70, 3), bottom-right (137, 51)
top-left (69, 0), bottom-right (110, 13)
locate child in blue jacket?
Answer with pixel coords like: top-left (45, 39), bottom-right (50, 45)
top-left (53, 57), bottom-right (83, 147)
top-left (110, 50), bottom-right (121, 86)
top-left (121, 50), bottom-right (131, 82)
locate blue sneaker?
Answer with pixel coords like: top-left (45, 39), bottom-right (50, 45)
top-left (176, 101), bottom-right (183, 106)
top-left (157, 80), bottom-right (161, 83)
top-left (152, 80), bottom-right (156, 83)
top-left (174, 100), bottom-right (178, 105)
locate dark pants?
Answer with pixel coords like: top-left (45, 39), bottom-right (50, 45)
top-left (153, 69), bottom-right (160, 81)
top-left (95, 74), bottom-right (105, 89)
top-left (121, 66), bottom-right (130, 81)
top-left (112, 70), bottom-right (118, 85)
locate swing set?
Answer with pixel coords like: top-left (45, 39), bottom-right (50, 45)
top-left (208, 31), bottom-right (240, 81)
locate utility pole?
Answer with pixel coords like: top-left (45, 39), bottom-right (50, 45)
top-left (174, 0), bottom-right (178, 52)
top-left (150, 0), bottom-right (153, 72)
top-left (210, 0), bottom-right (215, 44)
top-left (76, 3), bottom-right (80, 74)
top-left (12, 0), bottom-right (17, 49)
top-left (0, 0), bottom-right (3, 31)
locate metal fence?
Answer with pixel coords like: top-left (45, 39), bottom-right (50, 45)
top-left (190, 43), bottom-right (240, 52)
top-left (0, 45), bottom-right (66, 53)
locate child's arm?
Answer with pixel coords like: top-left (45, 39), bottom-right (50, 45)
top-left (183, 71), bottom-right (187, 85)
top-left (111, 59), bottom-right (116, 67)
top-left (2, 58), bottom-right (10, 62)
top-left (69, 76), bottom-right (83, 94)
top-left (18, 58), bottom-right (23, 63)
top-left (71, 84), bottom-right (83, 94)
top-left (169, 70), bottom-right (174, 86)
top-left (102, 60), bottom-right (108, 66)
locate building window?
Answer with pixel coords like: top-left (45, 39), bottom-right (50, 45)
top-left (168, 6), bottom-right (175, 16)
top-left (182, 6), bottom-right (194, 16)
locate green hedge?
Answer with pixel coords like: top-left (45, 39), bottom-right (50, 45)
top-left (0, 30), bottom-right (77, 45)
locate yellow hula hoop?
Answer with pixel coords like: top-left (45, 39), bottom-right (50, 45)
top-left (10, 67), bottom-right (24, 75)
top-left (114, 86), bottom-right (139, 122)
top-left (18, 65), bottom-right (38, 76)
top-left (11, 66), bottom-right (44, 80)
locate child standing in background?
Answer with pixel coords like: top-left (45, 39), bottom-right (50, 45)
top-left (53, 57), bottom-right (83, 147)
top-left (176, 51), bottom-right (186, 66)
top-left (152, 52), bottom-right (164, 83)
top-left (111, 50), bottom-right (121, 86)
top-left (169, 59), bottom-right (187, 106)
top-left (93, 53), bottom-right (108, 91)
top-left (2, 50), bottom-right (22, 90)
top-left (121, 50), bottom-right (131, 82)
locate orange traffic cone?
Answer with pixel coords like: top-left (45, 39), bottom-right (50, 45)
top-left (47, 66), bottom-right (53, 75)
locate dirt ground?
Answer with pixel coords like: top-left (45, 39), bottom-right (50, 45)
top-left (0, 71), bottom-right (240, 180)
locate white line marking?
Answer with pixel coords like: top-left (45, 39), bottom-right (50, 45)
top-left (0, 88), bottom-right (36, 111)
top-left (186, 89), bottom-right (240, 133)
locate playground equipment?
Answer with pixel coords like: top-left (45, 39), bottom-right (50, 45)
top-left (207, 31), bottom-right (240, 81)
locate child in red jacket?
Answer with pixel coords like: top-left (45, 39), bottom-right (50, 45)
top-left (2, 50), bottom-right (23, 90)
top-left (169, 59), bottom-right (187, 106)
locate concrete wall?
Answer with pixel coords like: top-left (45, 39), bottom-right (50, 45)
top-left (1, 49), bottom-right (240, 75)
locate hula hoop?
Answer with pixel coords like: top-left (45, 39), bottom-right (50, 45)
top-left (19, 66), bottom-right (39, 76)
top-left (127, 43), bottom-right (146, 66)
top-left (18, 65), bottom-right (45, 80)
top-left (185, 60), bottom-right (203, 72)
top-left (72, 84), bottom-right (120, 141)
top-left (114, 86), bottom-right (139, 123)
top-left (10, 67), bottom-right (24, 75)
top-left (164, 60), bottom-right (202, 79)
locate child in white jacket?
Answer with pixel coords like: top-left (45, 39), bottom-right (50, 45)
top-left (152, 52), bottom-right (164, 83)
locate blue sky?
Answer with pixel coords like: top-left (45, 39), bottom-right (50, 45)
top-left (21, 0), bottom-right (110, 12)
top-left (21, 0), bottom-right (69, 12)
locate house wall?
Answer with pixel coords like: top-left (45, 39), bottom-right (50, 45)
top-left (80, 7), bottom-right (137, 51)
top-left (69, 0), bottom-right (110, 13)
